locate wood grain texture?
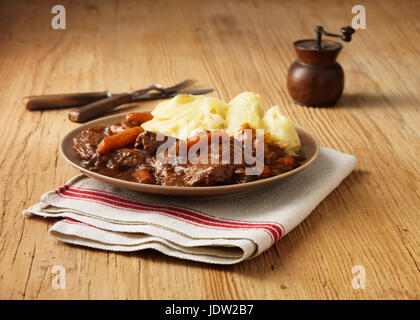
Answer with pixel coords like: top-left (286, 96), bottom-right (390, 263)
top-left (0, 0), bottom-right (419, 299)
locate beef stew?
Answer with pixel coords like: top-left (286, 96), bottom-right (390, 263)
top-left (72, 113), bottom-right (304, 187)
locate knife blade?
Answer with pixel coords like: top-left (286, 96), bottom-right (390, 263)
top-left (133, 88), bottom-right (214, 101)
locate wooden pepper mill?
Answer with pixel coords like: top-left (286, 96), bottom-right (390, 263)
top-left (287, 26), bottom-right (355, 107)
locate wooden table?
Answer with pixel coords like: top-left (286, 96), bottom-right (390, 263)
top-left (0, 0), bottom-right (418, 300)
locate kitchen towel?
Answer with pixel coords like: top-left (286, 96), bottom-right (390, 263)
top-left (23, 147), bottom-right (357, 264)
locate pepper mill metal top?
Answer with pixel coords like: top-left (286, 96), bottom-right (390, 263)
top-left (315, 26), bottom-right (356, 49)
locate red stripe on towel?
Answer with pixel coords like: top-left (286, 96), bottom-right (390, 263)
top-left (62, 218), bottom-right (87, 226)
top-left (73, 186), bottom-right (286, 236)
top-left (56, 189), bottom-right (274, 240)
top-left (67, 186), bottom-right (282, 241)
top-left (69, 186), bottom-right (283, 240)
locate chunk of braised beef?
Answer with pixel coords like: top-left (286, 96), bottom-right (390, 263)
top-left (232, 167), bottom-right (257, 184)
top-left (134, 131), bottom-right (175, 155)
top-left (264, 143), bottom-right (286, 164)
top-left (107, 148), bottom-right (148, 170)
top-left (80, 152), bottom-right (110, 171)
top-left (151, 160), bottom-right (236, 187)
top-left (105, 124), bottom-right (124, 135)
top-left (73, 127), bottom-right (107, 160)
top-left (183, 164), bottom-right (235, 186)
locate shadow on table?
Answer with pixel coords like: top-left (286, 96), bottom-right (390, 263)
top-left (335, 92), bottom-right (418, 109)
top-left (106, 102), bottom-right (155, 116)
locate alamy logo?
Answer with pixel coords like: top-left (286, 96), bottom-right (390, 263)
top-left (351, 265), bottom-right (366, 290)
top-left (352, 5), bottom-right (366, 30)
top-left (51, 265), bottom-right (66, 289)
top-left (51, 5), bottom-right (66, 30)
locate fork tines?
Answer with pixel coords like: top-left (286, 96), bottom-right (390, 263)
top-left (163, 79), bottom-right (196, 92)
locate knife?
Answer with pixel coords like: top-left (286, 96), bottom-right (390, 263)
top-left (24, 91), bottom-right (113, 111)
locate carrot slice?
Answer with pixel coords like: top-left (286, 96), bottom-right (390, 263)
top-left (186, 132), bottom-right (230, 151)
top-left (125, 112), bottom-right (153, 124)
top-left (260, 165), bottom-right (272, 178)
top-left (275, 156), bottom-right (295, 166)
top-left (186, 134), bottom-right (208, 151)
top-left (90, 125), bottom-right (106, 132)
top-left (97, 126), bottom-right (143, 154)
top-left (132, 169), bottom-right (154, 184)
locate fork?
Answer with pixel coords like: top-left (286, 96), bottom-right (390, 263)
top-left (130, 79), bottom-right (196, 98)
top-left (24, 79), bottom-right (196, 111)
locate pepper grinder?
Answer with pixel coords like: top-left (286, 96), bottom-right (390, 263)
top-left (287, 26), bottom-right (355, 107)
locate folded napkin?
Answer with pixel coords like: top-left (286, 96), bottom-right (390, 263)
top-left (23, 148), bottom-right (357, 264)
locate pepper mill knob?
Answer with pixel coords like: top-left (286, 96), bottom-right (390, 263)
top-left (340, 26), bottom-right (356, 42)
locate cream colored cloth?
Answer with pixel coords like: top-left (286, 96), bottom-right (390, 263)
top-left (23, 148), bottom-right (357, 264)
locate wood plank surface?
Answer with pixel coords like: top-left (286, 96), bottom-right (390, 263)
top-left (0, 0), bottom-right (418, 299)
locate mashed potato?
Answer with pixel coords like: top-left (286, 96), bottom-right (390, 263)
top-left (263, 106), bottom-right (301, 154)
top-left (225, 92), bottom-right (264, 134)
top-left (141, 94), bottom-right (228, 140)
top-left (142, 92), bottom-right (301, 153)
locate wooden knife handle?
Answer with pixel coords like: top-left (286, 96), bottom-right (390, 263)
top-left (68, 93), bottom-right (132, 123)
top-left (24, 91), bottom-right (111, 110)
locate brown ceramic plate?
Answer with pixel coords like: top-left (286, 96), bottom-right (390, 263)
top-left (60, 113), bottom-right (320, 197)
